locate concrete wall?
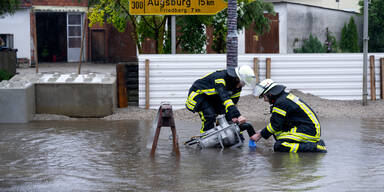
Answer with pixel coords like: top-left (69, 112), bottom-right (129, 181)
top-left (0, 9), bottom-right (31, 60)
top-left (286, 3), bottom-right (363, 53)
top-left (35, 83), bottom-right (116, 118)
top-left (0, 84), bottom-right (35, 123)
top-left (138, 53), bottom-right (384, 109)
top-left (0, 73), bottom-right (117, 123)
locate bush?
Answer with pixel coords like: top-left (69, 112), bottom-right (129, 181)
top-left (0, 69), bottom-right (12, 81)
top-left (294, 34), bottom-right (326, 53)
top-left (339, 17), bottom-right (359, 52)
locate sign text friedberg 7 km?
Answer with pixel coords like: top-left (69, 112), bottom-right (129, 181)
top-left (129, 0), bottom-right (228, 15)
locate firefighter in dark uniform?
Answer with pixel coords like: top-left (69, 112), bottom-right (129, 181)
top-left (250, 79), bottom-right (327, 153)
top-left (186, 65), bottom-right (256, 137)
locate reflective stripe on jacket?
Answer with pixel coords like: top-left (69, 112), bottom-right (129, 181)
top-left (185, 70), bottom-right (241, 119)
top-left (260, 92), bottom-right (321, 143)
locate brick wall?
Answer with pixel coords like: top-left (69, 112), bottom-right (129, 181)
top-left (20, 0), bottom-right (32, 7)
top-left (89, 23), bottom-right (137, 62)
top-left (31, 0), bottom-right (88, 6)
top-left (108, 23), bottom-right (137, 62)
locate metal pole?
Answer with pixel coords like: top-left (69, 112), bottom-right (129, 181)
top-left (33, 12), bottom-right (39, 73)
top-left (145, 59), bottom-right (150, 109)
top-left (362, 0), bottom-right (369, 106)
top-left (171, 16), bottom-right (176, 54)
top-left (226, 0), bottom-right (238, 69)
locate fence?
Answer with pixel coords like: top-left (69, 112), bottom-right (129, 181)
top-left (138, 53), bottom-right (384, 109)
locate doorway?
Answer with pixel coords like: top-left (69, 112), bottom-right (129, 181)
top-left (67, 13), bottom-right (83, 62)
top-left (245, 13), bottom-right (279, 53)
top-left (36, 12), bottom-right (67, 62)
top-left (91, 29), bottom-right (106, 62)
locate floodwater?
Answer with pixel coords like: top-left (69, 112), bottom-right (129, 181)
top-left (0, 118), bottom-right (384, 191)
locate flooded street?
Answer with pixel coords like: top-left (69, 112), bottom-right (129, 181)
top-left (1, 118), bottom-right (384, 191)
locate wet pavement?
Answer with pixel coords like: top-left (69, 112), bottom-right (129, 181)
top-left (0, 118), bottom-right (384, 191)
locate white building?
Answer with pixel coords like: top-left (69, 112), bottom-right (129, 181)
top-left (0, 2), bottom-right (88, 65)
top-left (238, 0), bottom-right (363, 54)
top-left (0, 8), bottom-right (31, 60)
top-left (264, 0), bottom-right (361, 13)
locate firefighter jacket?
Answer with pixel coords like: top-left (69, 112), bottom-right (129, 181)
top-left (260, 92), bottom-right (321, 143)
top-left (186, 70), bottom-right (242, 119)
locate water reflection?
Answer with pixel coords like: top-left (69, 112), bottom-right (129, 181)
top-left (0, 119), bottom-right (384, 191)
top-left (266, 153), bottom-right (325, 191)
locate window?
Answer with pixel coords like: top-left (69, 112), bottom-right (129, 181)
top-left (0, 34), bottom-right (14, 48)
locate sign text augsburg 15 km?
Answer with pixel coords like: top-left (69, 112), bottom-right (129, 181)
top-left (129, 0), bottom-right (228, 15)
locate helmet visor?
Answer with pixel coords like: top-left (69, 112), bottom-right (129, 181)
top-left (253, 84), bottom-right (266, 98)
top-left (239, 74), bottom-right (256, 88)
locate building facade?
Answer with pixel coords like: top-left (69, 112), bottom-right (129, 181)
top-left (0, 0), bottom-right (137, 65)
top-left (275, 2), bottom-right (363, 53)
top-left (239, 1), bottom-right (362, 54)
top-left (0, 0), bottom-right (364, 62)
top-left (264, 0), bottom-right (361, 13)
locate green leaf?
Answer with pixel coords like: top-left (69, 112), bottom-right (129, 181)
top-left (0, 0), bottom-right (20, 16)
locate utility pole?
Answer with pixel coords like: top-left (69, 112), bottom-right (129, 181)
top-left (226, 0), bottom-right (238, 69)
top-left (362, 0), bottom-right (369, 106)
top-left (171, 16), bottom-right (176, 54)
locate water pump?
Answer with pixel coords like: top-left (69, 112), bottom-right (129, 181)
top-left (184, 115), bottom-right (244, 149)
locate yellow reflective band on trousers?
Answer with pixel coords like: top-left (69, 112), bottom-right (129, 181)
top-left (199, 111), bottom-right (206, 133)
top-left (223, 99), bottom-right (234, 112)
top-left (231, 92), bottom-right (241, 98)
top-left (214, 78), bottom-right (226, 86)
top-left (286, 93), bottom-right (321, 138)
top-left (186, 91), bottom-right (199, 111)
top-left (275, 127), bottom-right (320, 142)
top-left (317, 144), bottom-right (326, 151)
top-left (272, 107), bottom-right (286, 116)
top-left (282, 142), bottom-right (299, 153)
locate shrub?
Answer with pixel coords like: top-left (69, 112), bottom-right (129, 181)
top-left (294, 34), bottom-right (326, 53)
top-left (340, 17), bottom-right (359, 52)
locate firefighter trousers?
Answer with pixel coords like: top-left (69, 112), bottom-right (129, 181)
top-left (273, 139), bottom-right (327, 153)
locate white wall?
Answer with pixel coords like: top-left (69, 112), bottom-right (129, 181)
top-left (238, 29), bottom-right (245, 55)
top-left (0, 9), bottom-right (31, 60)
top-left (273, 3), bottom-right (288, 54)
top-left (265, 0), bottom-right (361, 13)
top-left (138, 54), bottom-right (384, 109)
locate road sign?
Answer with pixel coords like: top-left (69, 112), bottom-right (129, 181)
top-left (129, 0), bottom-right (228, 15)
